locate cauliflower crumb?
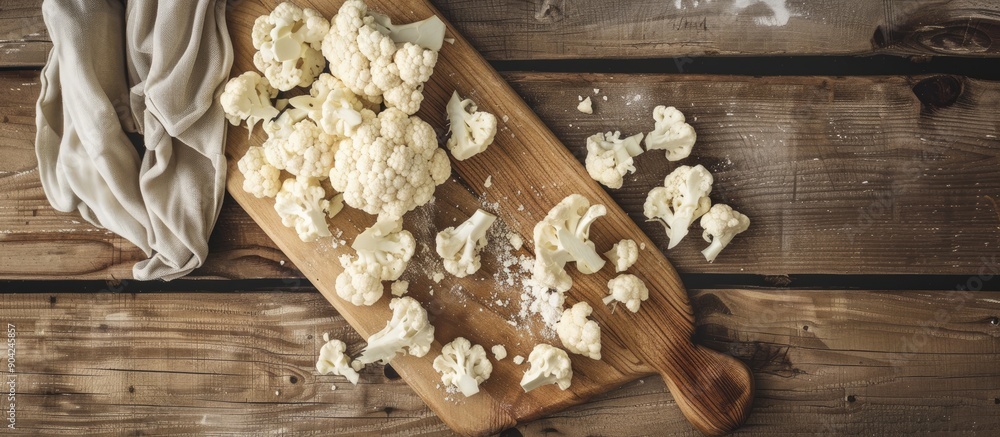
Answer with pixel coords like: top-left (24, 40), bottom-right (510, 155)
top-left (484, 175), bottom-right (492, 188)
top-left (593, 88), bottom-right (600, 94)
top-left (577, 97), bottom-right (593, 114)
top-left (507, 233), bottom-right (523, 251)
top-left (513, 355), bottom-right (525, 365)
top-left (391, 280), bottom-right (409, 297)
top-left (640, 242), bottom-right (646, 250)
top-left (432, 272), bottom-right (445, 283)
top-left (492, 345), bottom-right (508, 360)
top-left (602, 95), bottom-right (608, 101)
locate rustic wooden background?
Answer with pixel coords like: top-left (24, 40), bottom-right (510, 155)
top-left (2, 0), bottom-right (1000, 435)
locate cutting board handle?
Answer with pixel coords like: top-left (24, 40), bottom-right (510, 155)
top-left (655, 343), bottom-right (754, 436)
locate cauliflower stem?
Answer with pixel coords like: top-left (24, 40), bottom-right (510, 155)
top-left (357, 297), bottom-right (435, 365)
top-left (436, 209), bottom-right (497, 277)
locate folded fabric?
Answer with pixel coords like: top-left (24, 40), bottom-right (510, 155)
top-left (35, 0), bottom-right (233, 280)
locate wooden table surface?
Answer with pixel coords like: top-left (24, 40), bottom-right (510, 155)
top-left (2, 1), bottom-right (1000, 435)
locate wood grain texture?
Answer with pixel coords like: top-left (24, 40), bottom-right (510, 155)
top-left (3, 0), bottom-right (1000, 67)
top-left (1, 289), bottom-right (998, 435)
top-left (4, 70), bottom-right (1000, 279)
top-left (437, 0), bottom-right (1000, 59)
top-left (223, 1), bottom-right (750, 435)
top-left (0, 0), bottom-right (49, 67)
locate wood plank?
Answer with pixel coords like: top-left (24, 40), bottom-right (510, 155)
top-left (1, 288), bottom-right (997, 435)
top-left (3, 71), bottom-right (999, 279)
top-left (0, 0), bottom-right (49, 68)
top-left (3, 0), bottom-right (999, 68)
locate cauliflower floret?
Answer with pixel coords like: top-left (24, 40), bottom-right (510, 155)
top-left (645, 106), bottom-right (696, 161)
top-left (446, 91), bottom-right (498, 161)
top-left (643, 164), bottom-right (713, 249)
top-left (274, 120), bottom-right (340, 179)
top-left (526, 280), bottom-right (567, 330)
top-left (584, 131), bottom-right (645, 189)
top-left (357, 297), bottom-right (436, 364)
top-left (329, 107), bottom-right (450, 220)
top-left (603, 274), bottom-right (649, 313)
top-left (532, 194), bottom-right (607, 292)
top-left (288, 73), bottom-right (366, 138)
top-left (237, 146), bottom-right (281, 198)
top-left (274, 177), bottom-right (341, 242)
top-left (520, 344), bottom-right (573, 392)
top-left (252, 2), bottom-right (330, 91)
top-left (262, 108), bottom-right (309, 170)
top-left (700, 204), bottom-right (750, 262)
top-left (220, 71), bottom-right (278, 132)
top-left (370, 11), bottom-right (446, 51)
top-left (436, 209), bottom-right (497, 278)
top-left (316, 338), bottom-right (360, 385)
top-left (432, 337), bottom-right (493, 397)
top-left (323, 0), bottom-right (444, 114)
top-left (336, 218), bottom-right (416, 306)
top-left (556, 302), bottom-right (602, 360)
top-left (604, 239), bottom-right (639, 272)
top-left (336, 255), bottom-right (384, 306)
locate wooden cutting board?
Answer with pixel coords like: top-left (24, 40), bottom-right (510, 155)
top-left (224, 1), bottom-right (753, 435)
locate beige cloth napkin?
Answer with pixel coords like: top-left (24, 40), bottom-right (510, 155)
top-left (35, 0), bottom-right (233, 280)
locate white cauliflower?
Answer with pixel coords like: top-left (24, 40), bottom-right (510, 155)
top-left (645, 106), bottom-right (696, 161)
top-left (532, 194), bottom-right (607, 292)
top-left (432, 337), bottom-right (493, 397)
top-left (446, 91), bottom-right (498, 161)
top-left (604, 239), bottom-right (639, 272)
top-left (322, 0), bottom-right (444, 114)
top-left (316, 338), bottom-right (360, 385)
top-left (220, 71), bottom-right (278, 132)
top-left (584, 131), bottom-right (645, 189)
top-left (357, 297), bottom-right (435, 365)
top-left (262, 108), bottom-right (309, 169)
top-left (370, 11), bottom-right (446, 51)
top-left (390, 280), bottom-right (409, 297)
top-left (288, 73), bottom-right (367, 138)
top-left (603, 274), bottom-right (649, 313)
top-left (273, 177), bottom-right (342, 242)
top-left (520, 344), bottom-right (573, 392)
top-left (556, 302), bottom-right (602, 360)
top-left (436, 209), bottom-right (497, 278)
top-left (336, 218), bottom-right (416, 306)
top-left (526, 281), bottom-right (567, 330)
top-left (267, 119), bottom-right (340, 179)
top-left (329, 107), bottom-right (451, 220)
top-left (700, 204), bottom-right (750, 262)
top-left (252, 2), bottom-right (329, 91)
top-left (577, 96), bottom-right (593, 114)
top-left (492, 345), bottom-right (507, 360)
top-left (643, 164), bottom-right (713, 249)
top-left (237, 146), bottom-right (281, 198)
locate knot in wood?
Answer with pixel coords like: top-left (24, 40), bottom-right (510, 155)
top-left (912, 75), bottom-right (963, 109)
